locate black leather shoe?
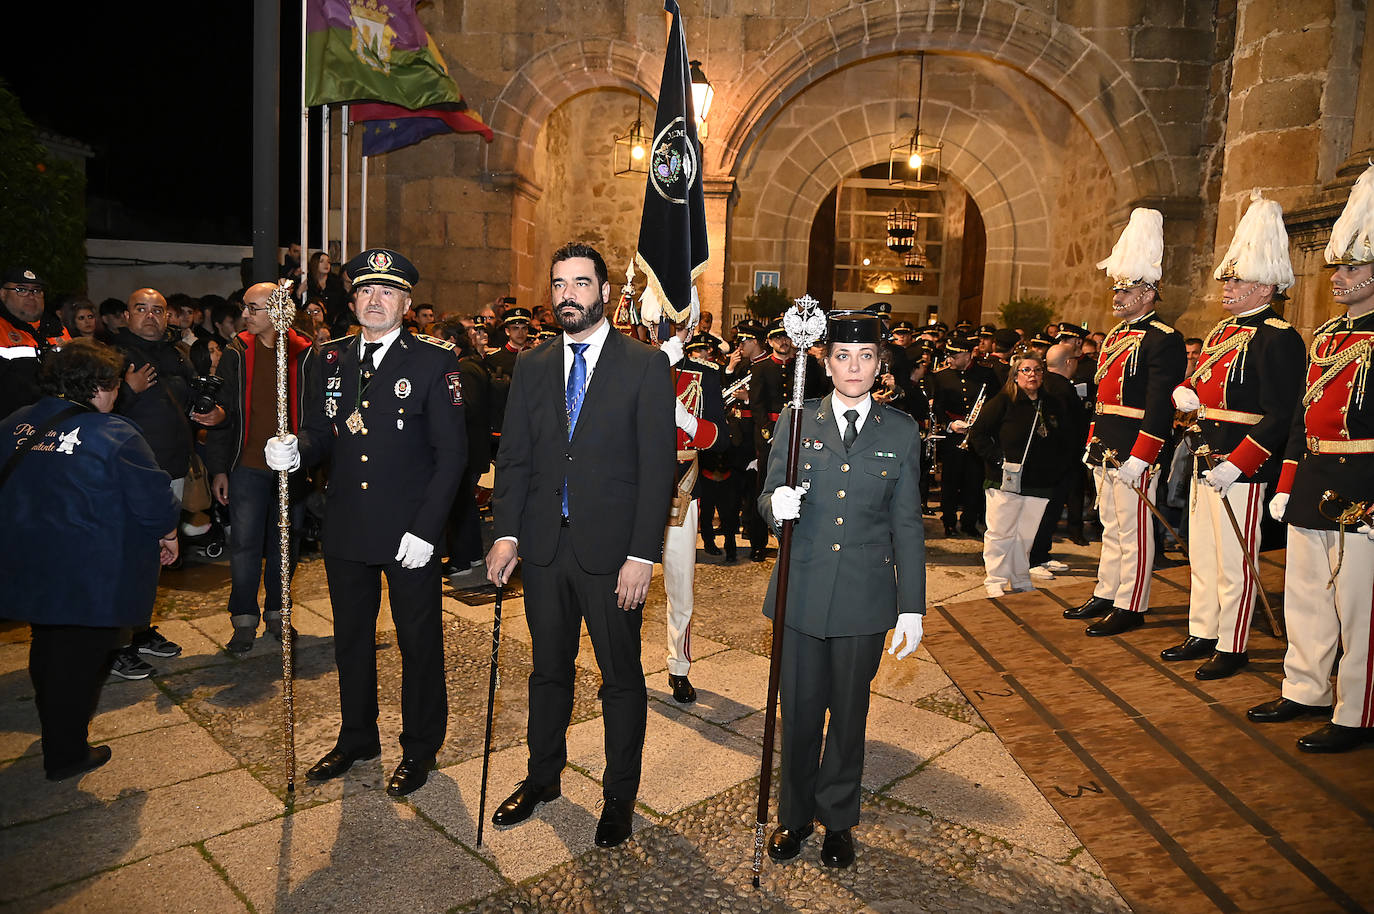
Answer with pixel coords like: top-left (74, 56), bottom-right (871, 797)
top-left (227, 627), bottom-right (256, 654)
top-left (305, 744), bottom-right (381, 781)
top-left (668, 674), bottom-right (697, 704)
top-left (942, 524), bottom-right (958, 537)
top-left (767, 822), bottom-right (814, 861)
top-left (702, 541), bottom-right (721, 555)
top-left (724, 544), bottom-right (738, 564)
top-left (821, 828), bottom-right (855, 868)
top-left (594, 795), bottom-right (635, 847)
top-left (1064, 595), bottom-right (1113, 620)
top-left (750, 547), bottom-right (767, 562)
top-left (1247, 697), bottom-right (1333, 723)
top-left (46, 745), bottom-right (112, 781)
top-left (1195, 650), bottom-right (1248, 680)
top-left (1085, 608), bottom-right (1143, 637)
top-left (386, 757), bottom-right (433, 797)
top-left (492, 779), bottom-right (561, 826)
top-left (1297, 723), bottom-right (1373, 753)
top-left (1161, 636), bottom-right (1217, 661)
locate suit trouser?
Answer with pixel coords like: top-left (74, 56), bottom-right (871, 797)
top-left (983, 489), bottom-right (1049, 592)
top-left (1092, 466), bottom-right (1156, 612)
top-left (1187, 479), bottom-right (1266, 652)
top-left (779, 627), bottom-right (886, 831)
top-left (698, 474), bottom-right (740, 549)
top-left (663, 500), bottom-right (698, 676)
top-left (940, 448), bottom-right (984, 530)
top-left (1280, 525), bottom-right (1374, 728)
top-left (324, 554), bottom-right (447, 759)
top-left (523, 527), bottom-right (648, 799)
top-left (30, 623), bottom-right (120, 774)
top-left (446, 465), bottom-right (484, 567)
top-left (227, 466), bottom-right (302, 628)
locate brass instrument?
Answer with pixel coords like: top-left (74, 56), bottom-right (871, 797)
top-left (722, 373), bottom-right (751, 400)
top-left (955, 385), bottom-right (988, 450)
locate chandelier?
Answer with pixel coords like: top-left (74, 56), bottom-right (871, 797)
top-left (903, 249), bottom-right (927, 285)
top-left (886, 205), bottom-right (916, 254)
top-left (888, 52), bottom-right (943, 190)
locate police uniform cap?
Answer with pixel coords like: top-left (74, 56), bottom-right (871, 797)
top-left (865, 301), bottom-right (893, 317)
top-left (1055, 323), bottom-right (1087, 340)
top-left (932, 321), bottom-right (950, 333)
top-left (828, 312), bottom-right (883, 344)
top-left (686, 331), bottom-right (715, 352)
top-left (944, 333), bottom-right (976, 353)
top-left (954, 320), bottom-right (974, 333)
top-left (891, 320), bottom-right (915, 334)
top-left (503, 306), bottom-right (533, 325)
top-left (766, 320), bottom-right (788, 339)
top-left (2, 266), bottom-right (45, 287)
top-left (1030, 333), bottom-right (1056, 348)
top-left (344, 248), bottom-right (419, 292)
top-left (979, 323), bottom-right (996, 335)
top-left (734, 319), bottom-right (765, 341)
top-left (992, 328), bottom-right (1021, 349)
top-left (536, 328), bottom-right (559, 340)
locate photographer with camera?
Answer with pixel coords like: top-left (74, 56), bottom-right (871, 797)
top-left (206, 282), bottom-right (328, 653)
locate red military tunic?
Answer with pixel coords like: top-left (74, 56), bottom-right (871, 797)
top-left (1087, 311), bottom-right (1185, 466)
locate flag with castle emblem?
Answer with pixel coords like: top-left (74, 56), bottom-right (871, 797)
top-left (305, 0), bottom-right (466, 110)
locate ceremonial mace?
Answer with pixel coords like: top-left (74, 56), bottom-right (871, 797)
top-left (751, 294), bottom-right (826, 888)
top-left (475, 581), bottom-right (504, 847)
top-left (266, 279), bottom-right (298, 796)
top-left (1184, 427), bottom-right (1284, 638)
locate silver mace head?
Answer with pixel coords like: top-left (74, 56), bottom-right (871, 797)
top-left (783, 293), bottom-right (826, 350)
top-left (267, 279), bottom-right (297, 334)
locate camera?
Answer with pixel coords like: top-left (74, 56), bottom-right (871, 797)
top-left (187, 374), bottom-right (223, 416)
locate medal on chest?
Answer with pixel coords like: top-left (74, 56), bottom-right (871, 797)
top-left (346, 408), bottom-right (366, 435)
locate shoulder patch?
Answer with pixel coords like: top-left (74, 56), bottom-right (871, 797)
top-left (1264, 317), bottom-right (1291, 330)
top-left (417, 333), bottom-right (455, 351)
top-left (1148, 320), bottom-right (1178, 335)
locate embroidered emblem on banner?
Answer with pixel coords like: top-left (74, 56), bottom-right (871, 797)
top-left (349, 0), bottom-right (396, 75)
top-left (649, 117), bottom-right (698, 205)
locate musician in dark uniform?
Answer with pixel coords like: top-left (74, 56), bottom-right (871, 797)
top-left (728, 320), bottom-right (770, 561)
top-left (1252, 164), bottom-right (1374, 753)
top-left (275, 248), bottom-right (467, 797)
top-left (1164, 192), bottom-right (1304, 679)
top-left (761, 311), bottom-right (925, 869)
top-left (1066, 209), bottom-right (1186, 636)
top-left (930, 333), bottom-right (996, 536)
top-left (484, 306), bottom-right (533, 456)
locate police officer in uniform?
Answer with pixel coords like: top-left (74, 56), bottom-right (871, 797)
top-left (930, 333), bottom-right (996, 536)
top-left (0, 266), bottom-right (70, 417)
top-left (1165, 192), bottom-right (1305, 679)
top-left (761, 311), bottom-right (925, 869)
top-left (1252, 164), bottom-right (1374, 752)
top-left (275, 248), bottom-right (467, 796)
top-left (1067, 208), bottom-right (1186, 636)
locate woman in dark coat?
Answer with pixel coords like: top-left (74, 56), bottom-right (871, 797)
top-left (0, 339), bottom-right (180, 780)
top-left (967, 353), bottom-right (1073, 596)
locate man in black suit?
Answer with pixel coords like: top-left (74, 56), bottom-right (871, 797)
top-left (274, 248), bottom-right (467, 798)
top-left (486, 242), bottom-right (675, 847)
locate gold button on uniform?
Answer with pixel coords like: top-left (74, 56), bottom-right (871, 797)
top-left (881, 470), bottom-right (888, 477)
top-left (361, 482), bottom-right (368, 490)
top-left (835, 517), bottom-right (844, 525)
top-left (361, 455), bottom-right (368, 462)
top-left (841, 463), bottom-right (850, 472)
top-left (831, 544), bottom-right (841, 551)
top-left (362, 400), bottom-right (370, 408)
top-left (837, 490), bottom-right (846, 498)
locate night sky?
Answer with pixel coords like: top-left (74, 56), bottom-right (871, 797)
top-left (3, 1), bottom-right (309, 245)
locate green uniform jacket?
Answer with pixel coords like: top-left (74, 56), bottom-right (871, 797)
top-left (760, 394), bottom-right (926, 637)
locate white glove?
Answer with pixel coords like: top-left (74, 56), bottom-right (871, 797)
top-left (264, 434), bottom-right (301, 471)
top-left (674, 399), bottom-right (699, 437)
top-left (395, 532), bottom-right (434, 569)
top-left (659, 335), bottom-right (685, 366)
top-left (1117, 455), bottom-right (1149, 489)
top-left (948, 419), bottom-right (970, 434)
top-left (1359, 523), bottom-right (1374, 540)
top-left (888, 613), bottom-right (924, 660)
top-left (770, 485), bottom-right (805, 521)
top-left (1203, 460), bottom-right (1241, 495)
top-left (1171, 386), bottom-right (1201, 412)
top-left (1269, 493), bottom-right (1289, 522)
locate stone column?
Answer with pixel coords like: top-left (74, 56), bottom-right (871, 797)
top-left (699, 175), bottom-right (735, 326)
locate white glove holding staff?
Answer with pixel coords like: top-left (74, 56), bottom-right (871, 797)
top-left (1171, 386), bottom-right (1201, 412)
top-left (659, 335), bottom-right (685, 367)
top-left (1203, 460), bottom-right (1241, 496)
top-left (265, 434), bottom-right (301, 471)
top-left (888, 613), bottom-right (924, 660)
top-left (674, 399), bottom-right (698, 437)
top-left (770, 485), bottom-right (805, 521)
top-left (1117, 455), bottom-right (1149, 489)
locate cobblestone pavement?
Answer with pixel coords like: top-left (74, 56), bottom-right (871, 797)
top-left (0, 520), bottom-right (1134, 913)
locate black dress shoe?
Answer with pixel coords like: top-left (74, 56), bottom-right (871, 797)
top-left (668, 673), bottom-right (697, 703)
top-left (1064, 595), bottom-right (1113, 620)
top-left (1195, 650), bottom-right (1248, 680)
top-left (1067, 532), bottom-right (1090, 547)
top-left (702, 541), bottom-right (722, 555)
top-left (594, 795), bottom-right (635, 847)
top-left (943, 524), bottom-right (958, 538)
top-left (820, 828), bottom-right (855, 868)
top-left (492, 779), bottom-right (560, 826)
top-left (1085, 608), bottom-right (1143, 637)
top-left (305, 744), bottom-right (381, 781)
top-left (767, 822), bottom-right (813, 861)
top-left (750, 547), bottom-right (767, 562)
top-left (46, 745), bottom-right (112, 781)
top-left (724, 544), bottom-right (738, 564)
top-left (1247, 697), bottom-right (1334, 723)
top-left (386, 757), bottom-right (433, 797)
top-left (1160, 636), bottom-right (1217, 662)
top-left (1298, 723), bottom-right (1373, 753)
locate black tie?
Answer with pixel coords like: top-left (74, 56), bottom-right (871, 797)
top-left (362, 342), bottom-right (382, 390)
top-left (843, 409), bottom-right (859, 450)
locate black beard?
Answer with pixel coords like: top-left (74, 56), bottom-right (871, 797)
top-left (557, 298), bottom-right (605, 334)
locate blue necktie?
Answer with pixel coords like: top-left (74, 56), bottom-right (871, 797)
top-left (563, 343), bottom-right (589, 517)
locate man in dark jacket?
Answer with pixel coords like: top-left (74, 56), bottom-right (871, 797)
top-left (206, 282), bottom-right (328, 652)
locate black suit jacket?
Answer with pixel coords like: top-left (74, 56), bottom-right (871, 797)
top-left (493, 327), bottom-right (676, 574)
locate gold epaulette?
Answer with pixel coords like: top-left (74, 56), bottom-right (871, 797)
top-left (1264, 317), bottom-right (1291, 330)
top-left (322, 333), bottom-right (356, 349)
top-left (416, 333), bottom-right (455, 350)
top-left (1149, 320), bottom-right (1178, 334)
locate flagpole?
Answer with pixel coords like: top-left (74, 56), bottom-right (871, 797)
top-left (340, 105), bottom-right (349, 261)
top-left (321, 104), bottom-right (331, 262)
top-left (360, 154), bottom-right (369, 252)
top-left (299, 0), bottom-right (308, 267)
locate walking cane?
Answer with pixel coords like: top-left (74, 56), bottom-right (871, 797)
top-left (476, 581), bottom-right (504, 847)
top-left (265, 279), bottom-right (298, 797)
top-left (751, 295), bottom-right (826, 888)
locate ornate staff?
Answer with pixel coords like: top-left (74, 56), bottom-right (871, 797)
top-left (265, 279), bottom-right (298, 796)
top-left (751, 294), bottom-right (826, 888)
top-left (475, 582), bottom-right (503, 847)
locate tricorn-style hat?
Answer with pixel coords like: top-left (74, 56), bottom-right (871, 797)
top-left (1098, 208), bottom-right (1164, 291)
top-left (344, 248), bottom-right (419, 292)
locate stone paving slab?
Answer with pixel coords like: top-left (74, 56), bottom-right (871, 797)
top-left (204, 789), bottom-right (503, 914)
top-left (862, 693), bottom-right (981, 791)
top-left (0, 769), bottom-right (281, 904)
top-left (5, 844), bottom-right (248, 914)
top-left (648, 646), bottom-right (772, 724)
